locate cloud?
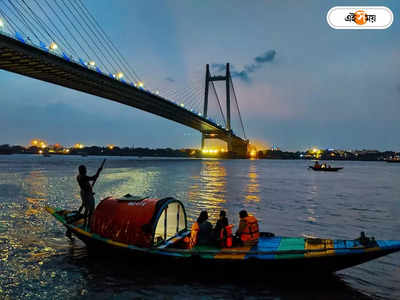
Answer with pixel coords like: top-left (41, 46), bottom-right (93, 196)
top-left (231, 70), bottom-right (250, 82)
top-left (255, 50), bottom-right (276, 63)
top-left (211, 63), bottom-right (227, 73)
top-left (211, 49), bottom-right (276, 83)
top-left (165, 77), bottom-right (175, 82)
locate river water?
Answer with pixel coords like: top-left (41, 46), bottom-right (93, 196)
top-left (0, 155), bottom-right (399, 299)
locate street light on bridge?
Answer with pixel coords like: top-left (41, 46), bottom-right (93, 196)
top-left (49, 42), bottom-right (58, 51)
top-left (0, 19), bottom-right (4, 28)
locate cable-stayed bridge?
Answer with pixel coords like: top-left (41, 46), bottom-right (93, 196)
top-left (0, 0), bottom-right (248, 156)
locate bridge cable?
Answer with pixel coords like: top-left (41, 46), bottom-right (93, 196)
top-left (229, 74), bottom-right (247, 139)
top-left (18, 0), bottom-right (57, 46)
top-left (0, 4), bottom-right (21, 34)
top-left (44, 0), bottom-right (91, 62)
top-left (17, 0), bottom-right (73, 56)
top-left (73, 0), bottom-right (139, 84)
top-left (0, 6), bottom-right (21, 34)
top-left (13, 0), bottom-right (52, 45)
top-left (76, 0), bottom-right (142, 83)
top-left (30, 0), bottom-right (80, 58)
top-left (3, 0), bottom-right (40, 43)
top-left (59, 0), bottom-right (113, 75)
top-left (69, 0), bottom-right (127, 79)
top-left (210, 80), bottom-right (227, 127)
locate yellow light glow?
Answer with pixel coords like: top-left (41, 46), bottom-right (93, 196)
top-left (180, 103), bottom-right (185, 107)
top-left (38, 150), bottom-right (43, 154)
top-left (89, 61), bottom-right (96, 66)
top-left (107, 144), bottom-right (115, 150)
top-left (32, 140), bottom-right (38, 145)
top-left (49, 42), bottom-right (58, 50)
top-left (116, 72), bottom-right (124, 79)
top-left (155, 90), bottom-right (159, 95)
top-left (74, 143), bottom-right (84, 149)
top-left (137, 81), bottom-right (144, 88)
top-left (250, 150), bottom-right (257, 157)
top-left (0, 19), bottom-right (4, 28)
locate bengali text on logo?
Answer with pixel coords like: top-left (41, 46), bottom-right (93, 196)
top-left (327, 6), bottom-right (393, 29)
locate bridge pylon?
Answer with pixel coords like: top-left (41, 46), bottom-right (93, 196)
top-left (201, 63), bottom-right (248, 157)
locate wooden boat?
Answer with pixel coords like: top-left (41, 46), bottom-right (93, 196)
top-left (46, 195), bottom-right (400, 275)
top-left (309, 166), bottom-right (343, 172)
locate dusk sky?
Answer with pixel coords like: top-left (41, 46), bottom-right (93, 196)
top-left (1, 0), bottom-right (399, 150)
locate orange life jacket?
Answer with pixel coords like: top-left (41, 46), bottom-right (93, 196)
top-left (219, 224), bottom-right (233, 248)
top-left (240, 215), bottom-right (259, 243)
top-left (189, 222), bottom-right (199, 249)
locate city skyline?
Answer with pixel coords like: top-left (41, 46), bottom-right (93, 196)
top-left (1, 0), bottom-right (400, 151)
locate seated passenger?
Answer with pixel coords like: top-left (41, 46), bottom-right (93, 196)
top-left (314, 161), bottom-right (320, 169)
top-left (189, 211), bottom-right (213, 248)
top-left (235, 210), bottom-right (259, 246)
top-left (214, 211), bottom-right (233, 248)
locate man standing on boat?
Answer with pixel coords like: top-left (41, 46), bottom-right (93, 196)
top-left (77, 162), bottom-right (104, 229)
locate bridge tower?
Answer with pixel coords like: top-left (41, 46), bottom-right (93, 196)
top-left (201, 63), bottom-right (248, 156)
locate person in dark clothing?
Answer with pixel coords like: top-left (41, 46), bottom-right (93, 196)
top-left (196, 210), bottom-right (213, 246)
top-left (77, 164), bottom-right (103, 229)
top-left (214, 210), bottom-right (229, 239)
top-left (213, 210), bottom-right (234, 247)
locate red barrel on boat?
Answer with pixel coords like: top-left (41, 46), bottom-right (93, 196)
top-left (91, 195), bottom-right (187, 247)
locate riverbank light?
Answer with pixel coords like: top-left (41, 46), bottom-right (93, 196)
top-left (49, 42), bottom-right (58, 50)
top-left (74, 143), bottom-right (84, 149)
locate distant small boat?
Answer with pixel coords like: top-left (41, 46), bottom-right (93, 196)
top-left (385, 159), bottom-right (400, 163)
top-left (309, 166), bottom-right (343, 172)
top-left (43, 153), bottom-right (51, 157)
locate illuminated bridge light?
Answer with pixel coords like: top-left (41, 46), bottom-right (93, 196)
top-left (49, 42), bottom-right (58, 50)
top-left (0, 19), bottom-right (4, 28)
top-left (136, 81), bottom-right (144, 88)
top-left (88, 61), bottom-right (96, 67)
top-left (180, 103), bottom-right (184, 107)
top-left (115, 72), bottom-right (124, 79)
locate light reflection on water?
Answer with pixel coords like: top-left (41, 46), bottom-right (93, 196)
top-left (246, 162), bottom-right (260, 202)
top-left (0, 156), bottom-right (400, 299)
